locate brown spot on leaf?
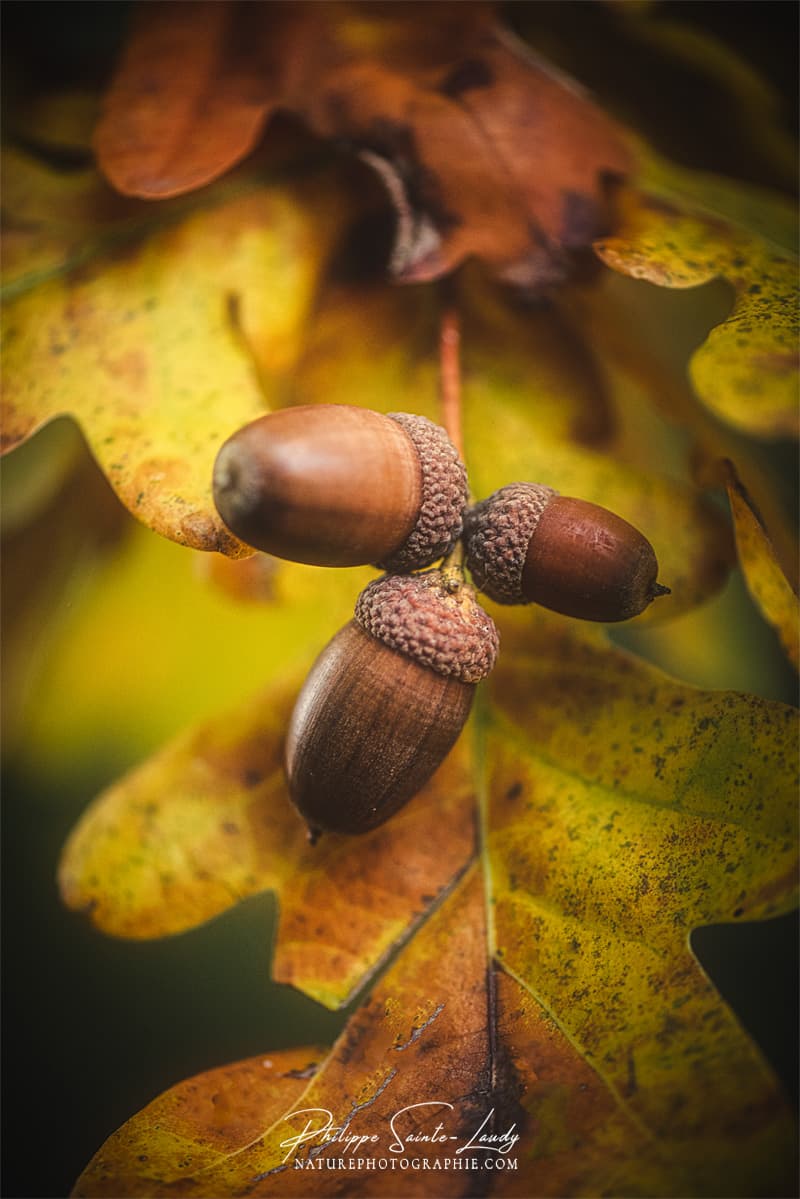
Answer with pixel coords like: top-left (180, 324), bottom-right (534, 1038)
top-left (752, 349), bottom-right (800, 375)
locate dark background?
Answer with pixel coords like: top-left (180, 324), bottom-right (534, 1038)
top-left (2, 3), bottom-right (798, 1196)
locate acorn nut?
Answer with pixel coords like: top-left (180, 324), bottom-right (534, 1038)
top-left (212, 405), bottom-right (468, 570)
top-left (285, 570), bottom-right (499, 836)
top-left (464, 483), bottom-right (669, 622)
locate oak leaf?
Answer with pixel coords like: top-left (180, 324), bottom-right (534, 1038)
top-left (3, 10), bottom-right (796, 1196)
top-left (74, 874), bottom-right (797, 1196)
top-left (564, 262), bottom-right (799, 586)
top-left (1, 134), bottom-right (734, 615)
top-left (1, 146), bottom-right (349, 554)
top-left (721, 459), bottom-right (799, 671)
top-left (93, 0), bottom-right (633, 287)
top-left (594, 156), bottom-right (799, 439)
top-left (61, 602), bottom-right (798, 1195)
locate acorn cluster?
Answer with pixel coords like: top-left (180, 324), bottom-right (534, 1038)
top-left (213, 405), bottom-right (668, 838)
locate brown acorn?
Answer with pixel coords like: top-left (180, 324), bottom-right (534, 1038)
top-left (285, 570), bottom-right (499, 837)
top-left (464, 483), bottom-right (669, 622)
top-left (212, 405), bottom-right (468, 570)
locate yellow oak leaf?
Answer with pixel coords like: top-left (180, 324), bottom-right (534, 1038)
top-left (722, 460), bottom-right (799, 670)
top-left (595, 157), bottom-right (799, 439)
top-left (1, 145), bottom-right (348, 553)
top-left (72, 863), bottom-right (796, 1197)
top-left (59, 600), bottom-right (798, 1193)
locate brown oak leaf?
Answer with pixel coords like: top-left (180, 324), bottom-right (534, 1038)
top-left (94, 1), bottom-right (633, 286)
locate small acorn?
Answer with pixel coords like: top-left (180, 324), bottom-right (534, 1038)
top-left (285, 570), bottom-right (499, 837)
top-left (464, 482), bottom-right (669, 622)
top-left (212, 405), bottom-right (468, 570)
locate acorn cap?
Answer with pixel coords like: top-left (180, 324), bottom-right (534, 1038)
top-left (378, 413), bottom-right (468, 572)
top-left (464, 482), bottom-right (557, 604)
top-left (355, 570), bottom-right (499, 683)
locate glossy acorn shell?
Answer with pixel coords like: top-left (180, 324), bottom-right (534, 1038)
top-left (212, 405), bottom-right (467, 569)
top-left (213, 406), bottom-right (418, 566)
top-left (285, 622), bottom-right (474, 835)
top-left (523, 496), bottom-right (662, 622)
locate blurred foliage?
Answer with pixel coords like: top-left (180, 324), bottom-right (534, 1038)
top-left (722, 461), bottom-right (799, 669)
top-left (596, 163), bottom-right (798, 438)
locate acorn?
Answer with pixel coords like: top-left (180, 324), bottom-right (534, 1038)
top-left (212, 405), bottom-right (468, 570)
top-left (464, 483), bottom-right (669, 622)
top-left (285, 570), bottom-right (499, 837)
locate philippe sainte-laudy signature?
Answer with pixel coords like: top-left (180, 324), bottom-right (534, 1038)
top-left (279, 1102), bottom-right (520, 1166)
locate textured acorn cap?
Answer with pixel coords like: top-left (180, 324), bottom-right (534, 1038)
top-left (379, 413), bottom-right (468, 572)
top-left (355, 570), bottom-right (499, 683)
top-left (464, 483), bottom-right (557, 604)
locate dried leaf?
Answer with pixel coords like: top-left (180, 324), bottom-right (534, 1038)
top-left (94, 1), bottom-right (633, 285)
top-left (1, 147), bottom-right (348, 552)
top-left (74, 873), bottom-right (496, 1198)
top-left (74, 1045), bottom-right (327, 1196)
top-left (721, 460), bottom-right (799, 670)
top-left (94, 3), bottom-right (279, 201)
top-left (594, 158), bottom-right (799, 439)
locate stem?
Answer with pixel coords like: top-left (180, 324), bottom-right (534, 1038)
top-left (441, 539), bottom-right (465, 574)
top-left (439, 305), bottom-right (464, 461)
top-left (439, 303), bottom-right (467, 573)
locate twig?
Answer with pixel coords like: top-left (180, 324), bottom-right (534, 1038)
top-left (439, 304), bottom-right (467, 571)
top-left (439, 306), bottom-right (464, 461)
